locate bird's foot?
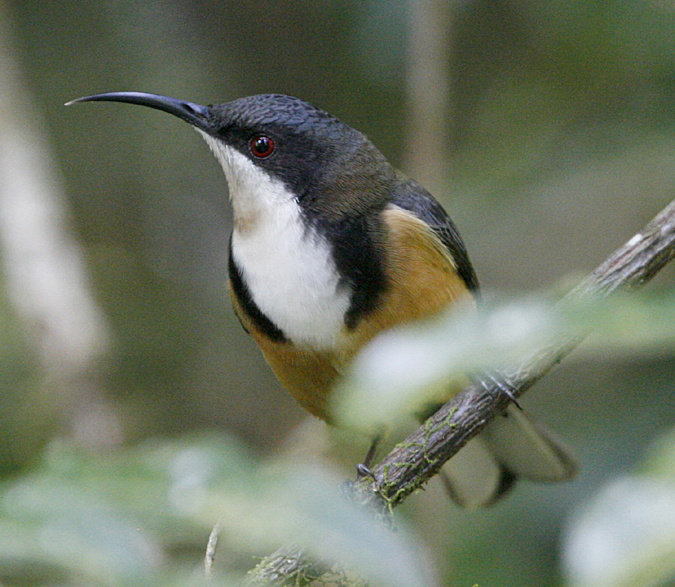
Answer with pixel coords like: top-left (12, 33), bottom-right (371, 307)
top-left (478, 371), bottom-right (522, 410)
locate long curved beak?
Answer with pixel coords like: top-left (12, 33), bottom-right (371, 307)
top-left (66, 92), bottom-right (213, 132)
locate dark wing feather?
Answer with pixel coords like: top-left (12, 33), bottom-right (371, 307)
top-left (389, 175), bottom-right (479, 294)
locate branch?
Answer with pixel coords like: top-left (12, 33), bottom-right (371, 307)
top-left (356, 197), bottom-right (675, 508)
top-left (244, 197), bottom-right (675, 585)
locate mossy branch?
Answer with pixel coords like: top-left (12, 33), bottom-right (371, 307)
top-left (244, 197), bottom-right (675, 585)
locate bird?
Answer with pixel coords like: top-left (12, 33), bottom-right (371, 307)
top-left (67, 91), bottom-right (576, 506)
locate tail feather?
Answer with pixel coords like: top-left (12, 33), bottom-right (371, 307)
top-left (439, 434), bottom-right (515, 508)
top-left (439, 406), bottom-right (576, 507)
top-left (483, 405), bottom-right (577, 482)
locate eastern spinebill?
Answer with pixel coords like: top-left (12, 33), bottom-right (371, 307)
top-left (67, 92), bottom-right (576, 506)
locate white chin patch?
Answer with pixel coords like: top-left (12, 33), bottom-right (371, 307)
top-left (198, 131), bottom-right (352, 349)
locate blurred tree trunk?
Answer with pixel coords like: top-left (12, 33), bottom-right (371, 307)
top-left (404, 0), bottom-right (453, 194)
top-left (0, 5), bottom-right (119, 448)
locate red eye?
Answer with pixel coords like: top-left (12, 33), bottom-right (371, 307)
top-left (250, 135), bottom-right (275, 158)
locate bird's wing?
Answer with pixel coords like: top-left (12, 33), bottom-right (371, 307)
top-left (389, 175), bottom-right (576, 506)
top-left (389, 175), bottom-right (479, 294)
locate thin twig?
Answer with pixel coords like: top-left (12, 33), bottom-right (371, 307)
top-left (204, 522), bottom-right (221, 578)
top-left (244, 198), bottom-right (675, 585)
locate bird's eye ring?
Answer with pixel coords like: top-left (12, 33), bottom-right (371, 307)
top-left (250, 135), bottom-right (275, 158)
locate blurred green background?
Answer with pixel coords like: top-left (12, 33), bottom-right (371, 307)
top-left (2, 0), bottom-right (675, 585)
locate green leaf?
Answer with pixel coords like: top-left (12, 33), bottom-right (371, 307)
top-left (564, 430), bottom-right (675, 587)
top-left (0, 434), bottom-right (253, 586)
top-left (201, 463), bottom-right (435, 587)
top-left (333, 290), bottom-right (675, 431)
top-left (0, 435), bottom-right (433, 586)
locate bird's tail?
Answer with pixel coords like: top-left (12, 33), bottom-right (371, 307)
top-left (439, 405), bottom-right (577, 508)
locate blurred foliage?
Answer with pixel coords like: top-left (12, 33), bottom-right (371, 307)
top-left (0, 434), bottom-right (433, 587)
top-left (564, 428), bottom-right (675, 587)
top-left (336, 290), bottom-right (675, 431)
top-left (1, 0), bottom-right (675, 586)
top-left (0, 434), bottom-right (243, 586)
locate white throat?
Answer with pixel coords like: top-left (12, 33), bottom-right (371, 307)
top-left (198, 132), bottom-right (351, 349)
